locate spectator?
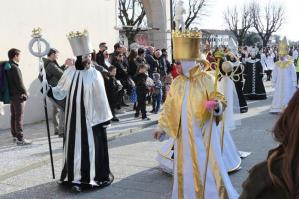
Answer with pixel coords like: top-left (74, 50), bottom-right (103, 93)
top-left (151, 73), bottom-right (162, 114)
top-left (59, 57), bottom-right (75, 71)
top-left (170, 62), bottom-right (182, 79)
top-left (145, 46), bottom-right (159, 78)
top-left (121, 46), bottom-right (129, 71)
top-left (104, 66), bottom-right (122, 122)
top-left (164, 72), bottom-right (173, 100)
top-left (292, 47), bottom-right (298, 63)
top-left (127, 49), bottom-right (138, 77)
top-left (6, 48), bottom-right (32, 145)
top-left (240, 90), bottom-right (299, 199)
top-left (96, 42), bottom-right (108, 69)
top-left (109, 42), bottom-right (123, 64)
top-left (160, 48), bottom-right (171, 77)
top-left (154, 49), bottom-right (162, 73)
top-left (111, 51), bottom-right (130, 108)
top-left (135, 64), bottom-right (150, 120)
top-left (92, 50), bottom-right (106, 73)
top-left (103, 50), bottom-right (111, 69)
top-left (296, 57), bottom-right (299, 84)
top-left (42, 48), bottom-right (64, 137)
top-left (136, 48), bottom-right (146, 68)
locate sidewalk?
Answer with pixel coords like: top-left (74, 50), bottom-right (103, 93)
top-left (0, 106), bottom-right (159, 146)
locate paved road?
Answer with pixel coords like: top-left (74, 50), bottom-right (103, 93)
top-left (0, 83), bottom-right (279, 199)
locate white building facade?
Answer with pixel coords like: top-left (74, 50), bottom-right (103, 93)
top-left (0, 0), bottom-right (118, 129)
top-left (0, 0), bottom-right (170, 130)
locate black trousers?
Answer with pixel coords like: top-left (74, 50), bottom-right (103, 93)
top-left (265, 70), bottom-right (272, 81)
top-left (135, 94), bottom-right (147, 119)
top-left (10, 98), bottom-right (25, 141)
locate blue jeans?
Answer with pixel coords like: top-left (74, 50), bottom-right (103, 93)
top-left (152, 93), bottom-right (162, 113)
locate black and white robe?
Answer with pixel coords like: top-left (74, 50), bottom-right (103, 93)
top-left (226, 56), bottom-right (248, 113)
top-left (243, 59), bottom-right (267, 100)
top-left (52, 66), bottom-right (113, 186)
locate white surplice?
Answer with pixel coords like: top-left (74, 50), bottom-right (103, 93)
top-left (218, 76), bottom-right (242, 173)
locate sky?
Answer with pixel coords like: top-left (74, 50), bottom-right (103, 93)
top-left (192, 0), bottom-right (299, 41)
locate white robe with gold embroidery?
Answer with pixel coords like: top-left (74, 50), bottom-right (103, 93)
top-left (159, 62), bottom-right (238, 199)
top-left (171, 80), bottom-right (238, 199)
top-left (270, 58), bottom-right (297, 113)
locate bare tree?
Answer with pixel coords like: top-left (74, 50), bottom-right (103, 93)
top-left (224, 5), bottom-right (252, 46)
top-left (118, 0), bottom-right (146, 44)
top-left (250, 1), bottom-right (285, 47)
top-left (172, 0), bottom-right (208, 29)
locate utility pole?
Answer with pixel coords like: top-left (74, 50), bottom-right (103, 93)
top-left (170, 0), bottom-right (174, 62)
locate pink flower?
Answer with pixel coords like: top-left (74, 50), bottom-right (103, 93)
top-left (205, 100), bottom-right (218, 111)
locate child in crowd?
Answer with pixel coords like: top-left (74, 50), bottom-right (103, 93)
top-left (135, 64), bottom-right (150, 120)
top-left (151, 73), bottom-right (163, 114)
top-left (163, 72), bottom-right (173, 100)
top-left (104, 66), bottom-right (122, 122)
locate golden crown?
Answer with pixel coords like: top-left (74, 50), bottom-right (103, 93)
top-left (172, 30), bottom-right (202, 60)
top-left (278, 37), bottom-right (288, 56)
top-left (172, 30), bottom-right (202, 38)
top-left (67, 29), bottom-right (89, 39)
top-left (31, 27), bottom-right (42, 38)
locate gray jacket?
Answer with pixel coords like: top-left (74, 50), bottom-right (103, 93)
top-left (42, 58), bottom-right (63, 87)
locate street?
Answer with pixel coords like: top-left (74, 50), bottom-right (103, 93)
top-left (0, 82), bottom-right (279, 199)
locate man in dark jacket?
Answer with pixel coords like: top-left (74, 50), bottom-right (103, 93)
top-left (6, 48), bottom-right (32, 145)
top-left (96, 42), bottom-right (108, 70)
top-left (135, 48), bottom-right (146, 67)
top-left (109, 42), bottom-right (123, 64)
top-left (135, 64), bottom-right (150, 120)
top-left (160, 48), bottom-right (171, 76)
top-left (111, 51), bottom-right (131, 107)
top-left (104, 66), bottom-right (121, 122)
top-left (145, 46), bottom-right (159, 78)
top-left (43, 48), bottom-right (64, 136)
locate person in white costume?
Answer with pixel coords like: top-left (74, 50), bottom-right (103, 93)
top-left (218, 58), bottom-right (242, 173)
top-left (270, 37), bottom-right (297, 113)
top-left (264, 48), bottom-right (275, 81)
top-left (154, 29), bottom-right (239, 199)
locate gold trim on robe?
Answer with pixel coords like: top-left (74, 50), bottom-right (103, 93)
top-left (158, 66), bottom-right (228, 199)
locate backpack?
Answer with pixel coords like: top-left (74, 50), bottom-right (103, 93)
top-left (0, 61), bottom-right (11, 104)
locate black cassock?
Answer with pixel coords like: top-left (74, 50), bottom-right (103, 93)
top-left (52, 65), bottom-right (113, 187)
top-left (243, 59), bottom-right (267, 100)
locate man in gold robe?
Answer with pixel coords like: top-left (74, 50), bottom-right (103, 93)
top-left (154, 30), bottom-right (238, 199)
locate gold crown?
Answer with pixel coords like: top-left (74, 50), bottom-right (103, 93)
top-left (278, 37), bottom-right (288, 56)
top-left (172, 30), bottom-right (202, 60)
top-left (67, 29), bottom-right (89, 39)
top-left (31, 27), bottom-right (42, 38)
top-left (67, 29), bottom-right (93, 56)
